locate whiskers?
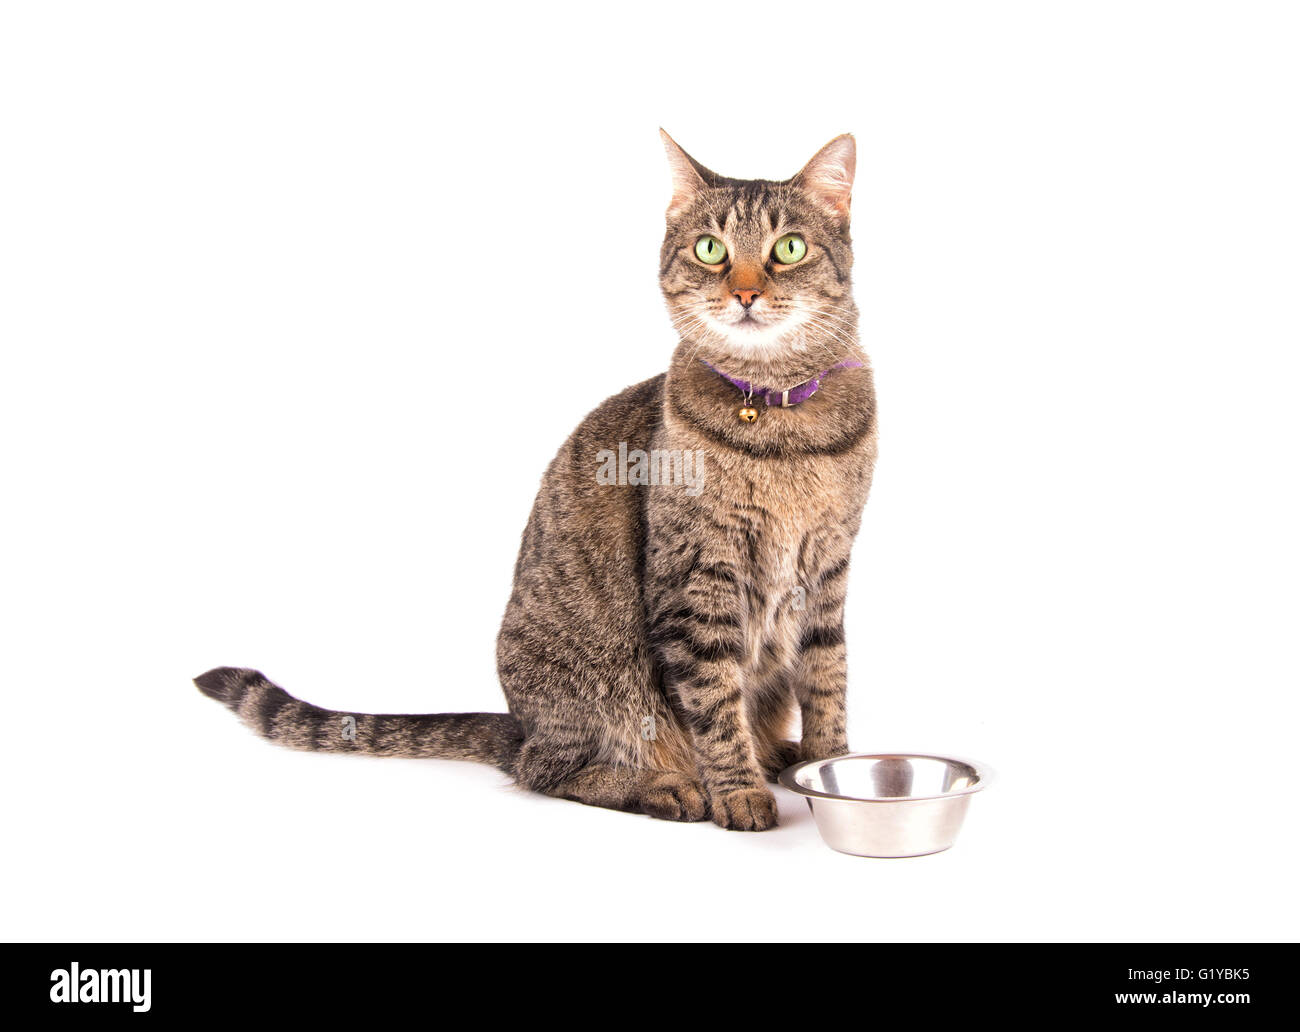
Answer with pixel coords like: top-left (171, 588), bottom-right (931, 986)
top-left (668, 298), bottom-right (725, 366)
top-left (667, 294), bottom-right (860, 373)
top-left (788, 299), bottom-right (861, 360)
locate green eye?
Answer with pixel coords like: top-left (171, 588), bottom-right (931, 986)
top-left (694, 235), bottom-right (727, 265)
top-left (773, 234), bottom-right (807, 265)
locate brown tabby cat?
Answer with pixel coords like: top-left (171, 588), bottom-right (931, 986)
top-left (196, 131), bottom-right (876, 831)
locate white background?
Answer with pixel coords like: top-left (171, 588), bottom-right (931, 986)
top-left (2, 1), bottom-right (1297, 943)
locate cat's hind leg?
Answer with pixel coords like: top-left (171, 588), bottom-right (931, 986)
top-left (746, 668), bottom-right (804, 781)
top-left (761, 740), bottom-right (804, 781)
top-left (565, 765), bottom-right (709, 822)
top-left (515, 742), bottom-right (708, 822)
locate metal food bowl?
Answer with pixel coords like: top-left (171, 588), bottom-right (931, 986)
top-left (779, 753), bottom-right (992, 858)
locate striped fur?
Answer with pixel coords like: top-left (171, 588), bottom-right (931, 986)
top-left (196, 133), bottom-right (874, 832)
top-left (194, 667), bottom-right (522, 771)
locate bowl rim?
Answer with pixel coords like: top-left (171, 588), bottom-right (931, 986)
top-left (778, 752), bottom-right (994, 803)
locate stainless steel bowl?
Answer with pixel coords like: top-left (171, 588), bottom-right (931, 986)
top-left (779, 753), bottom-right (992, 858)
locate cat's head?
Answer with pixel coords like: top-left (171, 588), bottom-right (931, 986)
top-left (658, 131), bottom-right (856, 372)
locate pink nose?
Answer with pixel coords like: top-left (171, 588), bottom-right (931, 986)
top-left (733, 288), bottom-right (762, 308)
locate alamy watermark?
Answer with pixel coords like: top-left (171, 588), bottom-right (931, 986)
top-left (596, 443), bottom-right (705, 496)
top-left (50, 964), bottom-right (151, 1013)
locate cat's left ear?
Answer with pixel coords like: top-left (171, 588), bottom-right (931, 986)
top-left (793, 134), bottom-right (856, 220)
top-left (660, 129), bottom-right (719, 218)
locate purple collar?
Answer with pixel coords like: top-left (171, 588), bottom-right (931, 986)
top-left (702, 358), bottom-right (864, 408)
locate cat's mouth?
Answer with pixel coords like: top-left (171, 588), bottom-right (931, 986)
top-left (723, 309), bottom-right (774, 331)
top-left (706, 317), bottom-right (809, 359)
top-left (682, 301), bottom-right (812, 355)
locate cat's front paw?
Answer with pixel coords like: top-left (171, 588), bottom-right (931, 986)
top-left (710, 787), bottom-right (778, 831)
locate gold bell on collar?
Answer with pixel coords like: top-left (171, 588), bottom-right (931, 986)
top-left (738, 405), bottom-right (760, 423)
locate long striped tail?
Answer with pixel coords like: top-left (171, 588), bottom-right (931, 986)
top-left (193, 667), bottom-right (523, 774)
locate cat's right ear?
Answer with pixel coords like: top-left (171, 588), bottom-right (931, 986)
top-left (792, 134), bottom-right (856, 220)
top-left (660, 129), bottom-right (716, 218)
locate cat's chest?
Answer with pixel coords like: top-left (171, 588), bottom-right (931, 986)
top-left (657, 423), bottom-right (867, 565)
top-left (713, 442), bottom-right (858, 539)
top-left (725, 463), bottom-right (842, 627)
top-left (652, 413), bottom-right (872, 659)
top-left (686, 443), bottom-right (862, 655)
